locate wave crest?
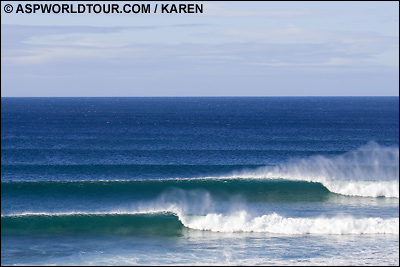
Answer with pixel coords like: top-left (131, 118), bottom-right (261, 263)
top-left (229, 142), bottom-right (399, 198)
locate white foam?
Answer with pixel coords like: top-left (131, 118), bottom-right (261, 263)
top-left (323, 180), bottom-right (399, 198)
top-left (179, 211), bottom-right (399, 235)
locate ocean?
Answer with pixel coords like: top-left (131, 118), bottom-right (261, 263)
top-left (1, 97), bottom-right (399, 266)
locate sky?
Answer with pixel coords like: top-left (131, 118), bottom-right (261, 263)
top-left (1, 1), bottom-right (399, 96)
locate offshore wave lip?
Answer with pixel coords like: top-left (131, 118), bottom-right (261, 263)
top-left (223, 175), bottom-right (400, 198)
top-left (224, 142), bottom-right (399, 198)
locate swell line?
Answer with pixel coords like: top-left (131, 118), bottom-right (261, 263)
top-left (1, 179), bottom-right (332, 203)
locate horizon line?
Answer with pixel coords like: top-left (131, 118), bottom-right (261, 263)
top-left (1, 95), bottom-right (399, 98)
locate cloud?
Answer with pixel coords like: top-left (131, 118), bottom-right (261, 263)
top-left (2, 33), bottom-right (394, 73)
top-left (204, 3), bottom-right (314, 17)
top-left (219, 26), bottom-right (398, 67)
top-left (1, 24), bottom-right (157, 37)
top-left (3, 22), bottom-right (397, 67)
top-left (1, 22), bottom-right (398, 96)
top-left (222, 25), bottom-right (397, 47)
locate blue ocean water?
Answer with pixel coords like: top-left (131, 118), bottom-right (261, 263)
top-left (1, 97), bottom-right (399, 265)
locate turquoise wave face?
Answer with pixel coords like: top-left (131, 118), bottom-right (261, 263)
top-left (1, 212), bottom-right (183, 236)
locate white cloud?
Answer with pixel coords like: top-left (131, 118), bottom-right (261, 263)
top-left (204, 2), bottom-right (314, 17)
top-left (1, 1), bottom-right (398, 97)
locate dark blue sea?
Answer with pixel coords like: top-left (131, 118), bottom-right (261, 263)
top-left (1, 97), bottom-right (399, 265)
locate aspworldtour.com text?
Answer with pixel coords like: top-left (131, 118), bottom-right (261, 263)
top-left (5, 3), bottom-right (203, 14)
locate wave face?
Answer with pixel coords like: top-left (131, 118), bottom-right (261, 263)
top-left (1, 178), bottom-right (331, 203)
top-left (1, 212), bottom-right (183, 236)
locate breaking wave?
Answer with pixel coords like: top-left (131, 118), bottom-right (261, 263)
top-left (2, 210), bottom-right (398, 236)
top-left (228, 142), bottom-right (399, 198)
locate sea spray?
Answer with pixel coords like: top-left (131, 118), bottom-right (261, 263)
top-left (229, 142), bottom-right (399, 198)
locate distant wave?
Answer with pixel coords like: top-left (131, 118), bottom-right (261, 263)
top-left (2, 211), bottom-right (398, 236)
top-left (2, 142), bottom-right (398, 199)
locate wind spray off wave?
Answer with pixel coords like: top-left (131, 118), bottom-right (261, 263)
top-left (229, 142), bottom-right (399, 198)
